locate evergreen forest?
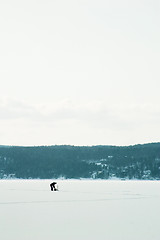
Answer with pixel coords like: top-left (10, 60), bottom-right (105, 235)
top-left (0, 143), bottom-right (160, 180)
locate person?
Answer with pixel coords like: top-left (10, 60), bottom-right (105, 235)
top-left (50, 182), bottom-right (58, 191)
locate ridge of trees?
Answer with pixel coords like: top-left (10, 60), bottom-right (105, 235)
top-left (0, 143), bottom-right (160, 179)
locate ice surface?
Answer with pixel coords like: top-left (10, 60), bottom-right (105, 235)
top-left (0, 180), bottom-right (159, 240)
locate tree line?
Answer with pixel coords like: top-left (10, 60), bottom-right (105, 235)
top-left (0, 143), bottom-right (160, 179)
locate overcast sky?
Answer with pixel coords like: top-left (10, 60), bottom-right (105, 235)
top-left (0, 0), bottom-right (160, 146)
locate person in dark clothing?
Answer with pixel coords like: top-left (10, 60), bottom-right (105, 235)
top-left (50, 182), bottom-right (58, 191)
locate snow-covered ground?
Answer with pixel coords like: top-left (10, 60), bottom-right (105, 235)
top-left (0, 180), bottom-right (159, 240)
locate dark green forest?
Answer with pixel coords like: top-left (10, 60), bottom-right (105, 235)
top-left (0, 143), bottom-right (160, 179)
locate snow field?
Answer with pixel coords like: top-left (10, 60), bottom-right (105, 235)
top-left (0, 180), bottom-right (159, 240)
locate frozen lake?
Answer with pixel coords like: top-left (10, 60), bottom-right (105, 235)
top-left (0, 180), bottom-right (159, 240)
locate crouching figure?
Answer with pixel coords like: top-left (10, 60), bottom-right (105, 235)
top-left (50, 182), bottom-right (58, 191)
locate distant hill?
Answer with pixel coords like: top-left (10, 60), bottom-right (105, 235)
top-left (0, 143), bottom-right (160, 179)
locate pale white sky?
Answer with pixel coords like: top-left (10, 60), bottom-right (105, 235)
top-left (0, 0), bottom-right (160, 146)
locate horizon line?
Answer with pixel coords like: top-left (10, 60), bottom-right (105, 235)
top-left (0, 141), bottom-right (160, 148)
